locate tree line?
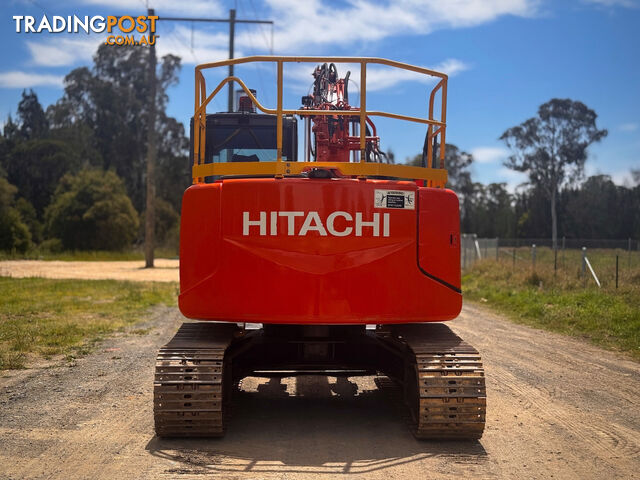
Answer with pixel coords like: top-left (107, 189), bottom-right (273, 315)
top-left (0, 44), bottom-right (189, 253)
top-left (458, 174), bottom-right (639, 240)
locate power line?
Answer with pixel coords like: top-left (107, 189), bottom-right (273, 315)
top-left (157, 10), bottom-right (273, 112)
top-left (159, 15), bottom-right (272, 25)
top-left (248, 0), bottom-right (274, 54)
top-left (170, 27), bottom-right (199, 62)
top-left (238, 0), bottom-right (270, 107)
top-left (25, 0), bottom-right (50, 15)
top-left (163, 26), bottom-right (225, 112)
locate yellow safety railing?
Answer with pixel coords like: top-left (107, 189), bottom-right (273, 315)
top-left (193, 56), bottom-right (448, 186)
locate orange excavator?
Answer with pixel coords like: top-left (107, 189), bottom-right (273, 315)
top-left (153, 57), bottom-right (486, 439)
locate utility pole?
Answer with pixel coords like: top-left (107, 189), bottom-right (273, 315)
top-left (228, 9), bottom-right (236, 112)
top-left (143, 9), bottom-right (273, 268)
top-left (144, 7), bottom-right (157, 268)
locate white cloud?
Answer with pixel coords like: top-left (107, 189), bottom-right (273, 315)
top-left (609, 170), bottom-right (634, 186)
top-left (0, 71), bottom-right (64, 88)
top-left (285, 58), bottom-right (469, 94)
top-left (497, 166), bottom-right (528, 192)
top-left (244, 0), bottom-right (540, 52)
top-left (76, 0), bottom-right (225, 16)
top-left (21, 28), bottom-right (231, 71)
top-left (23, 25), bottom-right (233, 68)
top-left (366, 59), bottom-right (469, 92)
top-left (434, 58), bottom-right (470, 77)
top-left (584, 164), bottom-right (638, 187)
top-left (26, 37), bottom-right (101, 67)
top-left (471, 146), bottom-right (508, 163)
top-left (619, 122), bottom-right (638, 132)
top-left (157, 25), bottom-right (230, 65)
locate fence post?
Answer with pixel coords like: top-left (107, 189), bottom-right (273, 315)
top-left (585, 255), bottom-right (601, 288)
top-left (562, 236), bottom-right (565, 269)
top-left (532, 244), bottom-right (536, 271)
top-left (616, 255), bottom-right (619, 289)
top-left (582, 247), bottom-right (587, 287)
top-left (512, 248), bottom-right (516, 270)
top-left (496, 238), bottom-right (499, 261)
top-left (554, 248), bottom-right (558, 277)
top-left (629, 237), bottom-right (632, 269)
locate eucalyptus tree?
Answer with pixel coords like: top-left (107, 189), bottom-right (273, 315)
top-left (501, 99), bottom-right (607, 249)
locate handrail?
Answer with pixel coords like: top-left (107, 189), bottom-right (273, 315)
top-left (193, 56), bottom-right (449, 186)
top-left (427, 79), bottom-right (446, 168)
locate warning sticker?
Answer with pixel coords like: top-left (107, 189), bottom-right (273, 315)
top-left (374, 189), bottom-right (415, 210)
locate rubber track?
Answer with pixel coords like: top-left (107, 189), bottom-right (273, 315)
top-left (382, 323), bottom-right (486, 439)
top-left (154, 323), bottom-right (237, 438)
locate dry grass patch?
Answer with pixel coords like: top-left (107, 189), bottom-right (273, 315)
top-left (0, 276), bottom-right (177, 369)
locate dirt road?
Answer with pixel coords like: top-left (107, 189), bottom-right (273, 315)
top-left (0, 260), bottom-right (179, 282)
top-left (1, 304), bottom-right (638, 480)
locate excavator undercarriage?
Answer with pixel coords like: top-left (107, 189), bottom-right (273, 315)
top-left (154, 323), bottom-right (486, 439)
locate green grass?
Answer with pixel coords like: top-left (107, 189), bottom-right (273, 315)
top-left (463, 254), bottom-right (640, 360)
top-left (0, 247), bottom-right (178, 261)
top-left (0, 277), bottom-right (177, 370)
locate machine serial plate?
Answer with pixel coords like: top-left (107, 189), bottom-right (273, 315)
top-left (374, 189), bottom-right (415, 210)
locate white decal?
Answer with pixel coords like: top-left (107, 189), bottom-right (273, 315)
top-left (243, 211), bottom-right (266, 235)
top-left (242, 211), bottom-right (390, 237)
top-left (355, 212), bottom-right (379, 237)
top-left (326, 211), bottom-right (353, 237)
top-left (299, 211), bottom-right (328, 236)
top-left (374, 189), bottom-right (415, 210)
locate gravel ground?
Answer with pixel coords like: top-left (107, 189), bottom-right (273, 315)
top-left (0, 260), bottom-right (179, 282)
top-left (0, 303), bottom-right (638, 480)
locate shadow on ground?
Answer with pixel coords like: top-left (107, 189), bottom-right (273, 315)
top-left (146, 376), bottom-right (486, 476)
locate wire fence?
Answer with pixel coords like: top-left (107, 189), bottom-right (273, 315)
top-left (461, 235), bottom-right (499, 269)
top-left (497, 237), bottom-right (639, 250)
top-left (461, 235), bottom-right (640, 289)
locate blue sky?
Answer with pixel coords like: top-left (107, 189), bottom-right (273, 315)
top-left (1, 0), bottom-right (638, 190)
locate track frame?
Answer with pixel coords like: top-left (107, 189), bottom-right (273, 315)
top-left (154, 322), bottom-right (486, 439)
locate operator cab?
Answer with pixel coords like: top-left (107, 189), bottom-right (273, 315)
top-left (189, 96), bottom-right (298, 169)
